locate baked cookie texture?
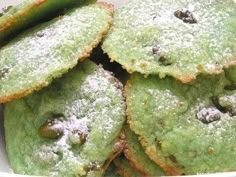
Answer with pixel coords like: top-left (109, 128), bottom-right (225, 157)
top-left (0, 2), bottom-right (113, 103)
top-left (123, 125), bottom-right (166, 176)
top-left (102, 0), bottom-right (236, 83)
top-left (0, 0), bottom-right (96, 41)
top-left (125, 73), bottom-right (236, 175)
top-left (4, 60), bottom-right (125, 177)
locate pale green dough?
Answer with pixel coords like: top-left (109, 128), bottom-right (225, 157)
top-left (4, 60), bottom-right (125, 177)
top-left (103, 0), bottom-right (236, 83)
top-left (0, 2), bottom-right (113, 103)
top-left (126, 73), bottom-right (236, 175)
top-left (123, 125), bottom-right (165, 176)
top-left (0, 0), bottom-right (96, 41)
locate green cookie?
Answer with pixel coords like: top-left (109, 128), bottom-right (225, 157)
top-left (0, 2), bottom-right (113, 103)
top-left (123, 125), bottom-right (165, 176)
top-left (0, 0), bottom-right (96, 41)
top-left (114, 155), bottom-right (142, 177)
top-left (102, 0), bottom-right (236, 83)
top-left (126, 73), bottom-right (236, 175)
top-left (4, 60), bottom-right (125, 177)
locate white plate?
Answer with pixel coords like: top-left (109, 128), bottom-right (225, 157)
top-left (0, 0), bottom-right (236, 177)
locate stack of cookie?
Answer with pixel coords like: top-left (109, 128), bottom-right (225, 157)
top-left (102, 0), bottom-right (236, 176)
top-left (0, 0), bottom-right (236, 176)
top-left (0, 1), bottom-right (126, 177)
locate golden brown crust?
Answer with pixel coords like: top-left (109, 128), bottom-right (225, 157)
top-left (97, 2), bottom-right (114, 15)
top-left (145, 145), bottom-right (183, 176)
top-left (0, 3), bottom-right (114, 104)
top-left (123, 148), bottom-right (148, 176)
top-left (102, 132), bottom-right (126, 171)
top-left (0, 81), bottom-right (49, 103)
top-left (122, 126), bottom-right (151, 176)
top-left (175, 73), bottom-right (197, 84)
top-left (176, 57), bottom-right (236, 83)
top-left (114, 155), bottom-right (143, 177)
top-left (108, 53), bottom-right (236, 84)
top-left (0, 0), bottom-right (48, 32)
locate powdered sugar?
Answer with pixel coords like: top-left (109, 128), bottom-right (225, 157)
top-left (103, 0), bottom-right (236, 80)
top-left (29, 62), bottom-right (125, 176)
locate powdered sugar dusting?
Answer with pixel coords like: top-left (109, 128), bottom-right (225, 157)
top-left (0, 4), bottom-right (112, 99)
top-left (31, 63), bottom-right (125, 176)
top-left (117, 0), bottom-right (234, 55)
top-left (104, 0), bottom-right (236, 79)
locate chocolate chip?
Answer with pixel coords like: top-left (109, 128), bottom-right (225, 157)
top-left (36, 32), bottom-right (45, 37)
top-left (211, 96), bottom-right (227, 113)
top-left (196, 107), bottom-right (222, 124)
top-left (174, 9), bottom-right (197, 24)
top-left (151, 12), bottom-right (157, 20)
top-left (224, 84), bottom-right (236, 91)
top-left (159, 56), bottom-right (172, 66)
top-left (39, 120), bottom-right (63, 139)
top-left (0, 68), bottom-right (10, 79)
top-left (169, 155), bottom-right (178, 163)
top-left (152, 46), bottom-right (160, 55)
top-left (52, 113), bottom-right (65, 119)
top-left (157, 140), bottom-right (162, 150)
top-left (83, 162), bottom-right (100, 173)
top-left (152, 46), bottom-right (172, 66)
top-left (218, 95), bottom-right (236, 116)
top-left (0, 5), bottom-right (12, 14)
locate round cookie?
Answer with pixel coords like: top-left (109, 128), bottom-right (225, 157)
top-left (4, 60), bottom-right (125, 177)
top-left (0, 0), bottom-right (96, 41)
top-left (123, 125), bottom-right (165, 176)
top-left (113, 155), bottom-right (142, 177)
top-left (102, 0), bottom-right (236, 83)
top-left (0, 2), bottom-right (113, 103)
top-left (126, 73), bottom-right (236, 175)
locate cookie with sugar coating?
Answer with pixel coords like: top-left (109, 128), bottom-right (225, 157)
top-left (126, 72), bottom-right (236, 175)
top-left (0, 2), bottom-right (113, 103)
top-left (4, 60), bottom-right (125, 177)
top-left (103, 0), bottom-right (236, 83)
top-left (0, 0), bottom-right (96, 41)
